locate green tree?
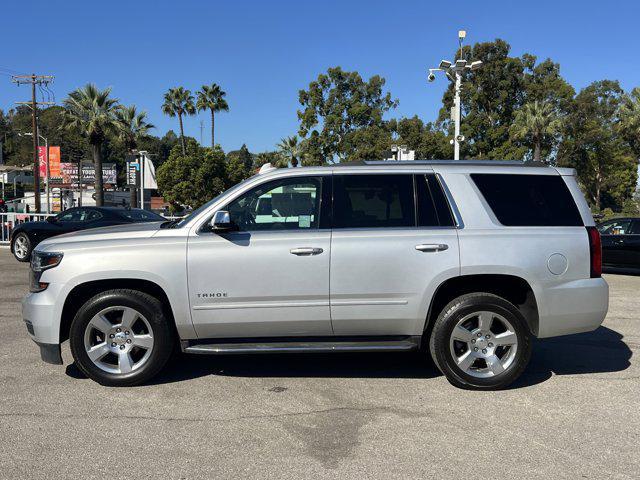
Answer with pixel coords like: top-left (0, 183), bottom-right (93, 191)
top-left (277, 136), bottom-right (302, 167)
top-left (162, 87), bottom-right (195, 155)
top-left (196, 83), bottom-right (229, 147)
top-left (437, 40), bottom-right (574, 160)
top-left (225, 144), bottom-right (254, 186)
top-left (391, 116), bottom-right (450, 159)
top-left (342, 124), bottom-right (393, 161)
top-left (156, 139), bottom-right (227, 209)
top-left (62, 84), bottom-right (119, 206)
top-left (510, 101), bottom-right (562, 162)
top-left (557, 80), bottom-right (637, 211)
top-left (114, 105), bottom-right (155, 153)
top-left (297, 67), bottom-right (398, 161)
top-left (618, 87), bottom-right (640, 155)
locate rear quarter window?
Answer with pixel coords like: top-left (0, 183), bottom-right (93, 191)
top-left (471, 173), bottom-right (583, 227)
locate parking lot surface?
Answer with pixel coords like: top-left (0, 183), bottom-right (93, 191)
top-left (0, 249), bottom-right (638, 479)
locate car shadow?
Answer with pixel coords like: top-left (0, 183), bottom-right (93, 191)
top-left (511, 326), bottom-right (633, 388)
top-left (65, 326), bottom-right (632, 389)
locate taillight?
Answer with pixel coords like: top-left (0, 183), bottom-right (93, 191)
top-left (586, 226), bottom-right (602, 278)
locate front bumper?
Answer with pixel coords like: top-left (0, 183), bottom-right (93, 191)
top-left (22, 283), bottom-right (65, 364)
top-left (537, 277), bottom-right (609, 338)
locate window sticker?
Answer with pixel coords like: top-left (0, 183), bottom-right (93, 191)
top-left (299, 215), bottom-right (311, 228)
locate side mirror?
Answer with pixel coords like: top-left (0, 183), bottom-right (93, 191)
top-left (209, 210), bottom-right (238, 233)
top-left (46, 216), bottom-right (57, 223)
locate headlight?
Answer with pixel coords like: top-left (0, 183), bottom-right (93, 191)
top-left (30, 251), bottom-right (63, 293)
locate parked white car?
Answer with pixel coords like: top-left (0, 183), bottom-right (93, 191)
top-left (23, 160), bottom-right (609, 389)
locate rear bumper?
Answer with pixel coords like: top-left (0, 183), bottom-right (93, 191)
top-left (537, 278), bottom-right (609, 338)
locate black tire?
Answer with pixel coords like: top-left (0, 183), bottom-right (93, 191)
top-left (69, 289), bottom-right (174, 386)
top-left (11, 232), bottom-right (32, 262)
top-left (429, 292), bottom-right (532, 390)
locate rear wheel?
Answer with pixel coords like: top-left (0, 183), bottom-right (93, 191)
top-left (69, 289), bottom-right (174, 386)
top-left (12, 232), bottom-right (32, 262)
top-left (429, 293), bottom-right (532, 390)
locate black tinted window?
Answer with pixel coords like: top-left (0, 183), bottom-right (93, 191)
top-left (333, 174), bottom-right (414, 228)
top-left (416, 174), bottom-right (455, 227)
top-left (471, 174), bottom-right (583, 227)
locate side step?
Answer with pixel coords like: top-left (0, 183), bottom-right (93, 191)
top-left (182, 336), bottom-right (421, 355)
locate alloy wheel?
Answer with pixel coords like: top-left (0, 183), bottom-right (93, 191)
top-left (449, 310), bottom-right (518, 378)
top-left (13, 235), bottom-right (29, 260)
top-left (83, 306), bottom-right (154, 375)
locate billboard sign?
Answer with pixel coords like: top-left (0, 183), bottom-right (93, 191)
top-left (58, 163), bottom-right (117, 185)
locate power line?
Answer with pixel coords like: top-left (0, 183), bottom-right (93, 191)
top-left (11, 74), bottom-right (55, 213)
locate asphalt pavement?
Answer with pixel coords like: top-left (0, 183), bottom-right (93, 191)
top-left (0, 248), bottom-right (637, 479)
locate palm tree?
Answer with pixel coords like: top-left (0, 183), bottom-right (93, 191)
top-left (114, 105), bottom-right (155, 152)
top-left (62, 84), bottom-right (119, 206)
top-left (162, 87), bottom-right (195, 155)
top-left (196, 83), bottom-right (229, 147)
top-left (510, 100), bottom-right (562, 162)
top-left (277, 136), bottom-right (301, 167)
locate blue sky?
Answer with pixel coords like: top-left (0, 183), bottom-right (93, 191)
top-left (1, 0), bottom-right (638, 154)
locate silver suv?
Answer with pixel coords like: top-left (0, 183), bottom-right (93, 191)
top-left (22, 161), bottom-right (609, 389)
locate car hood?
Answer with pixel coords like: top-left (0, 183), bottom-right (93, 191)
top-left (37, 221), bottom-right (164, 249)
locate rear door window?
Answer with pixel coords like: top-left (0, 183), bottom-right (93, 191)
top-left (333, 174), bottom-right (414, 229)
top-left (471, 174), bottom-right (583, 227)
top-left (416, 174), bottom-right (455, 227)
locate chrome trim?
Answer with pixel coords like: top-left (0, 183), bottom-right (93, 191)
top-left (193, 300), bottom-right (330, 310)
top-left (330, 300), bottom-right (409, 306)
top-left (183, 338), bottom-right (421, 354)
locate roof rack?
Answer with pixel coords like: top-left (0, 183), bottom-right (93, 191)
top-left (331, 160), bottom-right (548, 168)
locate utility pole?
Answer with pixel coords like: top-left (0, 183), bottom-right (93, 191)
top-left (12, 74), bottom-right (54, 212)
top-left (427, 31), bottom-right (482, 160)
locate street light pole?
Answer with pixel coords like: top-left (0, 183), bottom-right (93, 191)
top-left (427, 30), bottom-right (483, 160)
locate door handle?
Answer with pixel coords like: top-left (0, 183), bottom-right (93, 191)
top-left (290, 247), bottom-right (324, 256)
top-left (415, 244), bottom-right (449, 252)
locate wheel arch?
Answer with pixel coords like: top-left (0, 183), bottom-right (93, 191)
top-left (59, 279), bottom-right (177, 343)
top-left (424, 274), bottom-right (540, 339)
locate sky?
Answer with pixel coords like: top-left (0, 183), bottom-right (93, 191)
top-left (1, 0), bottom-right (639, 154)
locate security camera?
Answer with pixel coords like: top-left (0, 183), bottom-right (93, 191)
top-left (457, 135), bottom-right (465, 142)
top-left (428, 72), bottom-right (436, 82)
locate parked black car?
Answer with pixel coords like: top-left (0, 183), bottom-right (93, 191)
top-left (10, 207), bottom-right (165, 262)
top-left (597, 217), bottom-right (640, 273)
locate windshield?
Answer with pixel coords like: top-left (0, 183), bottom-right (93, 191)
top-left (118, 209), bottom-right (165, 222)
top-left (173, 175), bottom-right (259, 228)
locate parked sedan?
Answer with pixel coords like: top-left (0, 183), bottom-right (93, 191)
top-left (597, 217), bottom-right (640, 273)
top-left (10, 207), bottom-right (165, 262)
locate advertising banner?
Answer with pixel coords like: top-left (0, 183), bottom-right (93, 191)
top-left (38, 146), bottom-right (47, 177)
top-left (58, 163), bottom-right (117, 185)
top-left (48, 146), bottom-right (61, 177)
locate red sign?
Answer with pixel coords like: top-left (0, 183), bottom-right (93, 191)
top-left (38, 146), bottom-right (47, 177)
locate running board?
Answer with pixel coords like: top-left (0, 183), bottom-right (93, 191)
top-left (182, 336), bottom-right (421, 355)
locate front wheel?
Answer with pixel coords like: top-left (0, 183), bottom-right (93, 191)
top-left (69, 289), bottom-right (174, 386)
top-left (12, 232), bottom-right (32, 262)
top-left (429, 293), bottom-right (532, 390)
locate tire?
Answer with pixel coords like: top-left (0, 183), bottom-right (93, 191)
top-left (69, 289), bottom-right (174, 386)
top-left (12, 232), bottom-right (32, 262)
top-left (429, 292), bottom-right (532, 390)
